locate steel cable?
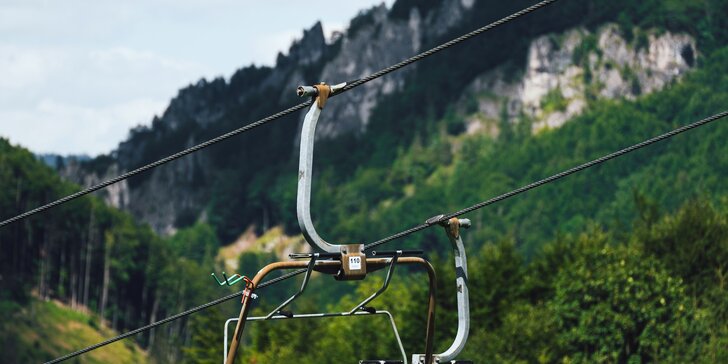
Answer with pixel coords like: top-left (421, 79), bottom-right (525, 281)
top-left (363, 109), bottom-right (728, 251)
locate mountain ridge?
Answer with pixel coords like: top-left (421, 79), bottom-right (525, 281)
top-left (57, 0), bottom-right (714, 244)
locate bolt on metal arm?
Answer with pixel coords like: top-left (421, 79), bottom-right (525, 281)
top-left (296, 82), bottom-right (348, 253)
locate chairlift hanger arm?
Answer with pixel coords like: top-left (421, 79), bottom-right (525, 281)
top-left (295, 82), bottom-right (350, 253)
top-left (413, 217), bottom-right (471, 364)
top-left (437, 218), bottom-right (471, 362)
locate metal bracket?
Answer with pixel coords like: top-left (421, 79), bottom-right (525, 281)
top-left (336, 244), bottom-right (367, 280)
top-left (348, 251), bottom-right (400, 314)
top-left (264, 255), bottom-right (317, 319)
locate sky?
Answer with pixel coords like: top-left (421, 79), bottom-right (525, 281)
top-left (0, 0), bottom-right (394, 156)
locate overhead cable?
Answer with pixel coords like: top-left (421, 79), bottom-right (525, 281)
top-left (42, 268), bottom-right (308, 364)
top-left (363, 109), bottom-right (728, 251)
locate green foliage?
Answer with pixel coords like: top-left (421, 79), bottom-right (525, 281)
top-left (540, 87), bottom-right (569, 114)
top-left (182, 307), bottom-right (227, 364)
top-left (0, 137), bottom-right (231, 362)
top-left (169, 222), bottom-right (220, 265)
top-left (637, 198), bottom-right (728, 299)
top-left (550, 233), bottom-right (702, 362)
top-left (572, 33), bottom-right (599, 66)
top-left (0, 298), bottom-right (148, 363)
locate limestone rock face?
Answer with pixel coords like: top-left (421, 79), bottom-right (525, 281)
top-left (60, 160), bottom-right (130, 210)
top-left (463, 24), bottom-right (697, 134)
top-left (313, 0), bottom-right (474, 139)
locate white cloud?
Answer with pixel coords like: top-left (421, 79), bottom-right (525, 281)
top-left (88, 46), bottom-right (204, 73)
top-left (0, 98), bottom-right (167, 155)
top-left (0, 43), bottom-right (206, 155)
top-left (0, 45), bottom-right (67, 90)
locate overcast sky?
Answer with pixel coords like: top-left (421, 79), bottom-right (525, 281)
top-left (0, 0), bottom-right (394, 156)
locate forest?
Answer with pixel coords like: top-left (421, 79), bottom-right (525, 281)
top-left (1, 0), bottom-right (728, 362)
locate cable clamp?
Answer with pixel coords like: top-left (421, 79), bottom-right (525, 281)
top-left (425, 214), bottom-right (445, 225)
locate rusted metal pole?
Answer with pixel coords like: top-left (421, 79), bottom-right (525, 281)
top-left (224, 258), bottom-right (436, 364)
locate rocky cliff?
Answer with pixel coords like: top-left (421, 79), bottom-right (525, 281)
top-left (462, 24), bottom-right (696, 135)
top-left (61, 1), bottom-right (698, 237)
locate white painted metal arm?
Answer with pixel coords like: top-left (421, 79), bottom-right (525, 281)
top-left (412, 218), bottom-right (471, 364)
top-left (296, 82), bottom-right (347, 253)
top-left (296, 101), bottom-right (339, 253)
top-left (437, 218), bottom-right (470, 362)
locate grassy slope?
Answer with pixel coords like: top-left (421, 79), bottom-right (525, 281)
top-left (0, 299), bottom-right (148, 364)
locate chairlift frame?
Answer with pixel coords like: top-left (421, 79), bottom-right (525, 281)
top-left (219, 83), bottom-right (472, 364)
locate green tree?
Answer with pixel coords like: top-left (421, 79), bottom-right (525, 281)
top-left (549, 232), bottom-right (704, 363)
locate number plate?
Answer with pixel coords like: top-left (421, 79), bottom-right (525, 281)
top-left (349, 256), bottom-right (362, 270)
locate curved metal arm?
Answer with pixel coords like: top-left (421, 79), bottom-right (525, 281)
top-left (413, 217), bottom-right (471, 364)
top-left (297, 100), bottom-right (340, 253)
top-left (437, 218), bottom-right (470, 362)
top-left (296, 82), bottom-right (349, 253)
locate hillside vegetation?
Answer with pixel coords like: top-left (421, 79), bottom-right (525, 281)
top-left (0, 139), bottom-right (227, 362)
top-left (2, 0), bottom-right (728, 362)
top-left (0, 299), bottom-right (148, 363)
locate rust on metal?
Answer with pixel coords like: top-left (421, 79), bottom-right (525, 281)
top-left (337, 244), bottom-right (367, 280)
top-left (447, 217), bottom-right (460, 239)
top-left (313, 83), bottom-right (331, 109)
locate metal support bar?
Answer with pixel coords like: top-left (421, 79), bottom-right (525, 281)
top-left (224, 310), bottom-right (407, 364)
top-left (349, 252), bottom-right (400, 315)
top-left (225, 278), bottom-right (256, 364)
top-left (371, 250), bottom-right (423, 257)
top-left (224, 258), bottom-right (436, 364)
top-left (264, 256), bottom-right (317, 319)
